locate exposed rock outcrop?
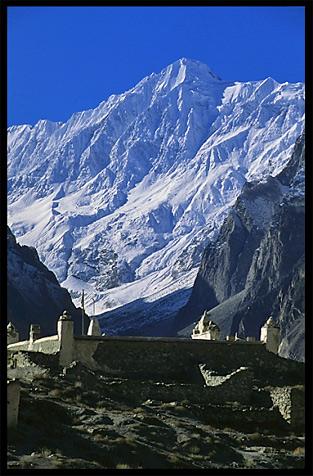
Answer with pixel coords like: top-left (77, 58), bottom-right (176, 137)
top-left (7, 227), bottom-right (86, 339)
top-left (174, 132), bottom-right (305, 361)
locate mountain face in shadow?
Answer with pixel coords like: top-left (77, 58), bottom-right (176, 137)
top-left (173, 132), bottom-right (305, 361)
top-left (7, 226), bottom-right (87, 339)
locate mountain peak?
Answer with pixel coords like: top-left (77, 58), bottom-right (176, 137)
top-left (178, 58), bottom-right (222, 80)
top-left (150, 58), bottom-right (222, 97)
top-left (160, 58), bottom-right (222, 86)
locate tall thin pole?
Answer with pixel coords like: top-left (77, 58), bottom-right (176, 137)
top-left (81, 289), bottom-right (85, 335)
top-left (92, 297), bottom-right (96, 318)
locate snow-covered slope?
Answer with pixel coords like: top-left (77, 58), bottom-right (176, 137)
top-left (7, 58), bottom-right (305, 329)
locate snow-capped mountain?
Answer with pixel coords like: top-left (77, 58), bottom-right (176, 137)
top-left (7, 58), bottom-right (305, 330)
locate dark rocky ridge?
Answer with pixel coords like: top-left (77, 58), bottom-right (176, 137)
top-left (173, 132), bottom-right (305, 361)
top-left (7, 226), bottom-right (86, 339)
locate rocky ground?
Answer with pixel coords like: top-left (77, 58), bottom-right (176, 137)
top-left (7, 359), bottom-right (305, 470)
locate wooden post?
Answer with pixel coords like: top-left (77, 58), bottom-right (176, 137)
top-left (92, 297), bottom-right (96, 318)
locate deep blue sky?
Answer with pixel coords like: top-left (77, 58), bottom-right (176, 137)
top-left (7, 6), bottom-right (305, 127)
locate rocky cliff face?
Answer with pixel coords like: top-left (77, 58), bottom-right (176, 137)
top-left (174, 132), bottom-right (305, 361)
top-left (7, 227), bottom-right (85, 339)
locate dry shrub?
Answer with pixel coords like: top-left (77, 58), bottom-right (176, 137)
top-left (124, 438), bottom-right (136, 448)
top-left (181, 399), bottom-right (190, 405)
top-left (18, 460), bottom-right (31, 469)
top-left (32, 373), bottom-right (49, 381)
top-left (82, 391), bottom-right (94, 399)
top-left (114, 437), bottom-right (126, 445)
top-left (71, 417), bottom-right (81, 426)
top-left (207, 449), bottom-right (217, 460)
top-left (293, 447), bottom-right (305, 455)
top-left (93, 433), bottom-right (109, 443)
top-left (160, 402), bottom-right (172, 410)
top-left (168, 454), bottom-right (182, 465)
top-left (39, 447), bottom-right (52, 456)
top-left (189, 445), bottom-right (201, 454)
top-left (49, 389), bottom-right (63, 397)
top-left (96, 400), bottom-right (107, 407)
top-left (173, 420), bottom-right (185, 427)
top-left (48, 459), bottom-right (65, 468)
top-left (49, 386), bottom-right (77, 400)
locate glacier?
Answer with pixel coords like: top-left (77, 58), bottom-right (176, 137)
top-left (7, 58), bottom-right (305, 331)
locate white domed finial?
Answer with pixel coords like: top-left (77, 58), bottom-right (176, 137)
top-left (260, 317), bottom-right (280, 354)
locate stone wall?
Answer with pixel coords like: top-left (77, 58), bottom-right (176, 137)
top-left (73, 337), bottom-right (103, 370)
top-left (8, 317), bottom-right (305, 390)
top-left (290, 386), bottom-right (305, 429)
top-left (95, 376), bottom-right (254, 406)
top-left (7, 350), bottom-right (59, 380)
top-left (270, 385), bottom-right (305, 430)
top-left (7, 335), bottom-right (60, 354)
top-left (72, 336), bottom-right (304, 387)
top-left (199, 365), bottom-right (253, 388)
top-left (7, 340), bottom-right (30, 352)
top-left (7, 337), bottom-right (305, 433)
top-left (29, 335), bottom-right (60, 353)
top-left (192, 404), bottom-right (288, 432)
top-left (7, 333), bottom-right (305, 389)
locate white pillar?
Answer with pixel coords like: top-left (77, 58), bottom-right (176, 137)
top-left (7, 379), bottom-right (20, 428)
top-left (87, 317), bottom-right (101, 336)
top-left (260, 317), bottom-right (280, 354)
top-left (57, 310), bottom-right (74, 367)
top-left (29, 324), bottom-right (40, 349)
